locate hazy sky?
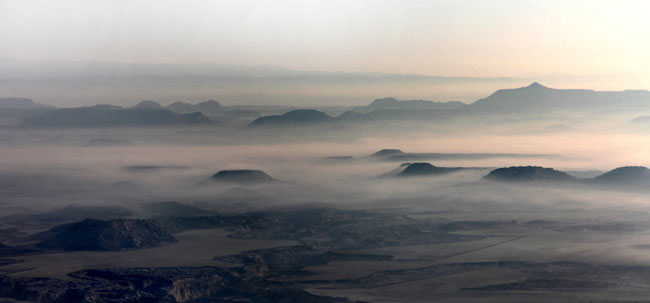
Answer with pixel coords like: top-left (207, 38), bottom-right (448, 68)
top-left (1, 0), bottom-right (649, 79)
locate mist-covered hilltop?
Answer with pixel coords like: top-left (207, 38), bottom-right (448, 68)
top-left (590, 166), bottom-right (650, 187)
top-left (483, 166), bottom-right (578, 183)
top-left (484, 165), bottom-right (650, 190)
top-left (208, 169), bottom-right (277, 185)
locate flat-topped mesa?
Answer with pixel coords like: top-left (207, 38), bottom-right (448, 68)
top-left (210, 169), bottom-right (276, 185)
top-left (483, 166), bottom-right (577, 183)
top-left (397, 162), bottom-right (464, 177)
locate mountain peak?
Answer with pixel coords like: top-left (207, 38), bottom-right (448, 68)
top-left (526, 82), bottom-right (547, 89)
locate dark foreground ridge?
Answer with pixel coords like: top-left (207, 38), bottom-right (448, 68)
top-left (3, 207), bottom-right (650, 302)
top-left (34, 218), bottom-right (176, 251)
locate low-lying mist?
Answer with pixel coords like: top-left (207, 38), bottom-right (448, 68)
top-left (0, 126), bottom-right (648, 217)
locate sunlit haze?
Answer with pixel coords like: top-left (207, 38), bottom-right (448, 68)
top-left (1, 0), bottom-right (649, 103)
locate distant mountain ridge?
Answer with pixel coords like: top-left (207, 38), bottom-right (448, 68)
top-left (6, 82), bottom-right (650, 127)
top-left (0, 97), bottom-right (54, 109)
top-left (469, 82), bottom-right (650, 114)
top-left (21, 106), bottom-right (212, 128)
top-left (0, 97), bottom-right (56, 126)
top-left (249, 82), bottom-right (650, 126)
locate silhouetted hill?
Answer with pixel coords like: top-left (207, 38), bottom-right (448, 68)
top-left (0, 97), bottom-right (54, 109)
top-left (132, 100), bottom-right (164, 109)
top-left (249, 109), bottom-right (335, 127)
top-left (35, 218), bottom-right (176, 251)
top-left (590, 166), bottom-right (650, 187)
top-left (164, 100), bottom-right (224, 115)
top-left (336, 110), bottom-right (368, 122)
top-left (470, 82), bottom-right (650, 114)
top-left (397, 163), bottom-right (465, 177)
top-left (210, 170), bottom-right (276, 184)
top-left (166, 101), bottom-right (195, 113)
top-left (21, 107), bottom-right (212, 128)
top-left (484, 166), bottom-right (577, 183)
top-left (192, 100), bottom-right (223, 114)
